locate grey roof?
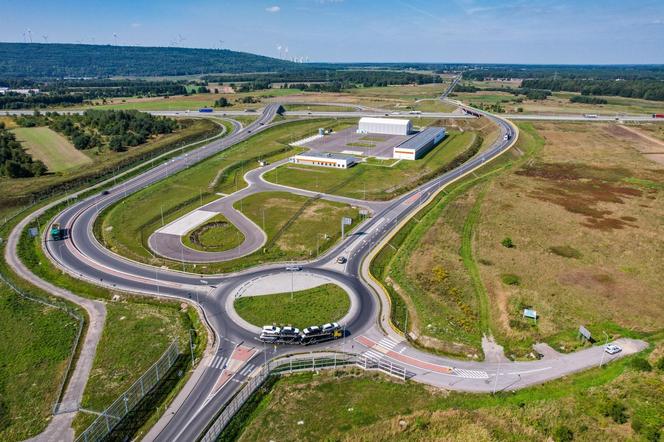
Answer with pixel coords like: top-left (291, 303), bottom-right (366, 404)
top-left (295, 151), bottom-right (358, 162)
top-left (395, 127), bottom-right (445, 152)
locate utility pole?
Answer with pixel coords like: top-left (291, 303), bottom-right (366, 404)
top-left (291, 269), bottom-right (294, 301)
top-left (161, 205), bottom-right (164, 226)
top-left (492, 358), bottom-right (501, 395)
top-left (599, 331), bottom-right (609, 367)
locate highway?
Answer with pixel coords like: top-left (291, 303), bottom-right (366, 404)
top-left (9, 100), bottom-right (648, 441)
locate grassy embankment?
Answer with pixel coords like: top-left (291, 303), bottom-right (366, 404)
top-left (0, 117), bottom-right (224, 220)
top-left (234, 284), bottom-right (350, 329)
top-left (182, 214), bottom-right (245, 252)
top-left (0, 285), bottom-right (79, 441)
top-left (220, 335), bottom-right (664, 442)
top-left (12, 126), bottom-right (92, 172)
top-left (98, 119), bottom-right (357, 273)
top-left (372, 121), bottom-right (664, 359)
top-left (263, 130), bottom-right (482, 201)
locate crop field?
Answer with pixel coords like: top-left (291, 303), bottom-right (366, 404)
top-left (12, 126), bottom-right (92, 172)
top-left (0, 117), bottom-right (222, 221)
top-left (0, 285), bottom-right (78, 441)
top-left (221, 339), bottom-right (664, 442)
top-left (98, 119), bottom-right (345, 266)
top-left (234, 284), bottom-right (350, 329)
top-left (379, 120), bottom-right (664, 359)
top-left (71, 300), bottom-right (191, 434)
top-left (264, 130), bottom-right (480, 200)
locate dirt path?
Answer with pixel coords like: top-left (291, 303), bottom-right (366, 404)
top-left (615, 124), bottom-right (664, 165)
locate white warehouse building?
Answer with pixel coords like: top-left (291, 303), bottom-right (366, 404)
top-left (289, 152), bottom-right (358, 169)
top-left (357, 117), bottom-right (412, 136)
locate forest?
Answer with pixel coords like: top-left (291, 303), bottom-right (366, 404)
top-left (521, 78), bottom-right (664, 101)
top-left (0, 121), bottom-right (46, 178)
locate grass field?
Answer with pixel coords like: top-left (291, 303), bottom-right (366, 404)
top-left (375, 120), bottom-right (664, 359)
top-left (182, 214), bottom-right (244, 252)
top-left (234, 284), bottom-right (350, 329)
top-left (0, 285), bottom-right (79, 441)
top-left (222, 337), bottom-right (664, 442)
top-left (71, 300), bottom-right (192, 435)
top-left (283, 104), bottom-right (357, 112)
top-left (264, 130), bottom-right (480, 200)
top-left (98, 120), bottom-right (354, 272)
top-left (12, 126), bottom-right (92, 173)
top-left (0, 117), bottom-right (222, 221)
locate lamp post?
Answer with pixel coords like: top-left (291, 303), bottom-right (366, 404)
top-left (599, 331), bottom-right (609, 367)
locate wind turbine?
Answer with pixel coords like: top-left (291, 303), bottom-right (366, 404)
top-left (178, 34), bottom-right (186, 46)
top-left (26, 28), bottom-right (33, 43)
top-left (276, 44), bottom-right (282, 59)
top-left (42, 35), bottom-right (48, 43)
top-left (284, 46), bottom-right (289, 60)
top-left (218, 39), bottom-right (224, 50)
top-left (113, 33), bottom-right (118, 45)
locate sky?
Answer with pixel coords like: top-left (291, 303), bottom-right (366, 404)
top-left (1, 0), bottom-right (663, 64)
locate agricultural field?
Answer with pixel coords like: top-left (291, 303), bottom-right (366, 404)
top-left (376, 120), bottom-right (664, 359)
top-left (283, 103), bottom-right (358, 112)
top-left (12, 126), bottom-right (92, 173)
top-left (0, 286), bottom-right (79, 441)
top-left (234, 284), bottom-right (350, 329)
top-left (71, 300), bottom-right (192, 435)
top-left (0, 117), bottom-right (222, 221)
top-left (222, 340), bottom-right (664, 442)
top-left (263, 122), bottom-right (493, 201)
top-left (98, 120), bottom-right (355, 272)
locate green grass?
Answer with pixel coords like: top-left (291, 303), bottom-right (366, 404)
top-left (283, 104), bottom-right (357, 112)
top-left (346, 141), bottom-right (376, 148)
top-left (0, 285), bottom-right (79, 441)
top-left (234, 284), bottom-right (350, 329)
top-left (71, 301), bottom-right (193, 435)
top-left (98, 119), bottom-right (350, 269)
top-left (182, 214), bottom-right (245, 252)
top-left (264, 131), bottom-right (479, 200)
top-left (223, 336), bottom-right (664, 442)
top-left (12, 126), bottom-right (92, 173)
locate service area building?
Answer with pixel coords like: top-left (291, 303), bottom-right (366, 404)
top-left (357, 117), bottom-right (412, 136)
top-left (393, 127), bottom-right (446, 160)
top-left (289, 152), bottom-right (358, 169)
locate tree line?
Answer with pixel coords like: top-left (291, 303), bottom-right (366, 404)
top-left (0, 121), bottom-right (46, 178)
top-left (521, 79), bottom-right (664, 101)
top-left (16, 110), bottom-right (178, 152)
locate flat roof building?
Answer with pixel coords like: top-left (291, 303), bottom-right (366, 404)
top-left (290, 152), bottom-right (358, 169)
top-left (393, 127), bottom-right (446, 160)
top-left (357, 117), bottom-right (412, 136)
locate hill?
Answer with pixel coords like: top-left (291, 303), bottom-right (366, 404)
top-left (0, 42), bottom-right (299, 78)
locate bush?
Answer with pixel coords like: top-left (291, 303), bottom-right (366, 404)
top-left (553, 425), bottom-right (574, 442)
top-left (603, 400), bottom-right (628, 424)
top-left (501, 274), bottom-right (521, 286)
top-left (630, 357), bottom-right (652, 372)
top-left (655, 356), bottom-right (664, 371)
top-left (501, 237), bottom-right (515, 248)
top-left (549, 245), bottom-right (582, 259)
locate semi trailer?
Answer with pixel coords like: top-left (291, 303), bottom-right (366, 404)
top-left (259, 322), bottom-right (343, 345)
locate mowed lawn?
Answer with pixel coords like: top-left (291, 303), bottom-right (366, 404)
top-left (12, 126), bottom-right (92, 172)
top-left (234, 284), bottom-right (350, 329)
top-left (264, 130), bottom-right (478, 200)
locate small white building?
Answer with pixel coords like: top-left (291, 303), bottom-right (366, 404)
top-left (357, 117), bottom-right (412, 136)
top-left (290, 152), bottom-right (357, 169)
top-left (393, 127), bottom-right (446, 160)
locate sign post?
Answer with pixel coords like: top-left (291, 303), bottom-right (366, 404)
top-left (341, 217), bottom-right (352, 240)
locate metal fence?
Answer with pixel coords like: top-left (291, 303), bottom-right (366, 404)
top-left (75, 340), bottom-right (180, 442)
top-left (200, 352), bottom-right (411, 442)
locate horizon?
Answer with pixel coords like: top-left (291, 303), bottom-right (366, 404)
top-left (1, 0), bottom-right (663, 65)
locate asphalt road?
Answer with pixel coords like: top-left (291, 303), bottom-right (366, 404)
top-left (32, 102), bottom-right (648, 441)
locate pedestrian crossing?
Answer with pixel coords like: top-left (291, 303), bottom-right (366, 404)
top-left (239, 363), bottom-right (257, 376)
top-left (453, 368), bottom-right (489, 379)
top-left (208, 355), bottom-right (228, 370)
top-left (362, 336), bottom-right (400, 362)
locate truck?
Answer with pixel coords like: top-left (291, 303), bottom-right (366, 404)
top-left (257, 322), bottom-right (343, 345)
top-left (198, 108), bottom-right (213, 113)
top-left (653, 114), bottom-right (664, 119)
top-left (259, 326), bottom-right (301, 344)
top-left (50, 223), bottom-right (65, 241)
top-left (584, 114), bottom-right (599, 118)
top-left (300, 322), bottom-right (342, 345)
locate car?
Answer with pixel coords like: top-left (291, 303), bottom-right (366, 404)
top-left (101, 190), bottom-right (110, 195)
top-left (261, 325), bottom-right (281, 335)
top-left (285, 265), bottom-right (302, 271)
top-left (302, 325), bottom-right (321, 335)
top-left (605, 343), bottom-right (622, 355)
top-left (336, 256), bottom-right (347, 264)
top-left (322, 322), bottom-right (341, 333)
top-left (280, 326), bottom-right (300, 336)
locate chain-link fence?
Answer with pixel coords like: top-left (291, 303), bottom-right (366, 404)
top-left (75, 340), bottom-right (180, 442)
top-left (200, 352), bottom-right (411, 442)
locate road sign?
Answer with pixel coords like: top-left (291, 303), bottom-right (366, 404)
top-left (28, 227), bottom-right (39, 237)
top-left (523, 309), bottom-right (537, 320)
top-left (342, 217), bottom-right (352, 225)
top-left (579, 325), bottom-right (592, 341)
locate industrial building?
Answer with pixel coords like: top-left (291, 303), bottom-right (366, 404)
top-left (289, 152), bottom-right (358, 169)
top-left (357, 117), bottom-right (412, 136)
top-left (393, 127), bottom-right (446, 160)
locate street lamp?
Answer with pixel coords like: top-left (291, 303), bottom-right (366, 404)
top-left (599, 331), bottom-right (609, 367)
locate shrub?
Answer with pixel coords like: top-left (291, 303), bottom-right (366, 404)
top-left (553, 425), bottom-right (574, 442)
top-left (603, 400), bottom-right (628, 424)
top-left (501, 274), bottom-right (521, 286)
top-left (655, 356), bottom-right (664, 371)
top-left (630, 357), bottom-right (652, 372)
top-left (501, 237), bottom-right (515, 248)
top-left (549, 245), bottom-right (582, 259)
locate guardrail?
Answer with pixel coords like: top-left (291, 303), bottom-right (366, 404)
top-left (200, 352), bottom-right (411, 442)
top-left (75, 340), bottom-right (180, 442)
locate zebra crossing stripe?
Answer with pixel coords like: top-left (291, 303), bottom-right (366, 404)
top-left (208, 355), bottom-right (228, 370)
top-left (240, 364), bottom-right (255, 376)
top-left (364, 350), bottom-right (384, 361)
top-left (453, 368), bottom-right (489, 379)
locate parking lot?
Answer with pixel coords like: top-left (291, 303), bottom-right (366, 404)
top-left (304, 126), bottom-right (413, 159)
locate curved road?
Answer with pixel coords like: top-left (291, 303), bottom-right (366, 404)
top-left (20, 102), bottom-right (646, 441)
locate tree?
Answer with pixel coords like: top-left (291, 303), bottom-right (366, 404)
top-left (501, 237), bottom-right (515, 248)
top-left (215, 97), bottom-right (230, 107)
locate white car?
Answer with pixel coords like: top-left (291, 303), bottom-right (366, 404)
top-left (285, 265), bottom-right (302, 271)
top-left (605, 343), bottom-right (622, 355)
top-left (261, 325), bottom-right (281, 336)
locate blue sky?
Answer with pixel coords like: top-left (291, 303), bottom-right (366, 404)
top-left (1, 0), bottom-right (663, 64)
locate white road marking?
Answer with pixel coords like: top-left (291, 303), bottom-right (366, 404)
top-left (453, 368), bottom-right (489, 379)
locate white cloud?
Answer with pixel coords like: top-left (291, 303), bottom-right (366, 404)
top-left (266, 5), bottom-right (281, 13)
top-left (131, 22), bottom-right (141, 28)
